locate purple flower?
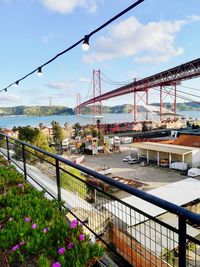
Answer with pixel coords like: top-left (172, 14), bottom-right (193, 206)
top-left (67, 242), bottom-right (74, 249)
top-left (20, 241), bottom-right (25, 246)
top-left (12, 244), bottom-right (19, 251)
top-left (58, 247), bottom-right (65, 255)
top-left (43, 227), bottom-right (48, 233)
top-left (79, 234), bottom-right (85, 241)
top-left (25, 217), bottom-right (31, 223)
top-left (52, 262), bottom-right (61, 267)
top-left (31, 223), bottom-right (37, 229)
top-left (70, 219), bottom-right (78, 229)
top-left (17, 183), bottom-right (23, 188)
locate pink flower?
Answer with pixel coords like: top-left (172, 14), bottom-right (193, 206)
top-left (70, 219), bottom-right (78, 229)
top-left (58, 247), bottom-right (65, 255)
top-left (17, 183), bottom-right (23, 188)
top-left (25, 217), bottom-right (31, 222)
top-left (31, 223), bottom-right (37, 229)
top-left (79, 234), bottom-right (85, 241)
top-left (52, 262), bottom-right (61, 267)
top-left (43, 228), bottom-right (48, 233)
top-left (67, 242), bottom-right (74, 249)
top-left (12, 244), bottom-right (19, 251)
top-left (20, 241), bottom-right (25, 246)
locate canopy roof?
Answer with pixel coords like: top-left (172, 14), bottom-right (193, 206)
top-left (130, 142), bottom-right (197, 155)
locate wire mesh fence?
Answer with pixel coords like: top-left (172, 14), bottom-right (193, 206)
top-left (1, 133), bottom-right (200, 267)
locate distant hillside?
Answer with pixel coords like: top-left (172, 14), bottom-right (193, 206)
top-left (0, 106), bottom-right (74, 116)
top-left (150, 102), bottom-right (200, 111)
top-left (0, 102), bottom-right (198, 117)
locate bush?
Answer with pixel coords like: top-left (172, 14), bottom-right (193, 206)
top-left (0, 162), bottom-right (104, 267)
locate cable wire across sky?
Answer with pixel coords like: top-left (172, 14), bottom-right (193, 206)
top-left (0, 0), bottom-right (145, 93)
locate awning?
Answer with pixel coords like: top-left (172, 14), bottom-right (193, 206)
top-left (130, 142), bottom-right (195, 155)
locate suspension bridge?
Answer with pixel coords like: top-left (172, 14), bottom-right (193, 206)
top-left (75, 58), bottom-right (200, 122)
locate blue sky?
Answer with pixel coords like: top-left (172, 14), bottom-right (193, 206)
top-left (0, 0), bottom-right (200, 108)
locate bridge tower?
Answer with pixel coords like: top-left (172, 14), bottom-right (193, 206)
top-left (160, 82), bottom-right (177, 122)
top-left (76, 93), bottom-right (81, 115)
top-left (93, 69), bottom-right (102, 117)
top-left (133, 78), bottom-right (149, 122)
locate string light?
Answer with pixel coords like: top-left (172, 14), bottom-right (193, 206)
top-left (37, 67), bottom-right (43, 77)
top-left (14, 81), bottom-right (19, 87)
top-left (0, 0), bottom-right (145, 93)
top-left (82, 35), bottom-right (90, 51)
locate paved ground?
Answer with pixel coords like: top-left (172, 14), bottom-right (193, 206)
top-left (83, 147), bottom-right (187, 191)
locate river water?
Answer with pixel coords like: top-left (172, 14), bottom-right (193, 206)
top-left (0, 110), bottom-right (199, 129)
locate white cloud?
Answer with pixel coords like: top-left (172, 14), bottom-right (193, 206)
top-left (0, 94), bottom-right (20, 103)
top-left (79, 76), bottom-right (90, 83)
top-left (41, 32), bottom-right (54, 44)
top-left (41, 0), bottom-right (101, 14)
top-left (83, 16), bottom-right (196, 64)
top-left (46, 81), bottom-right (74, 90)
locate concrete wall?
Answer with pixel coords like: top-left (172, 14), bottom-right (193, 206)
top-left (112, 227), bottom-right (171, 267)
top-left (192, 150), bottom-right (200, 167)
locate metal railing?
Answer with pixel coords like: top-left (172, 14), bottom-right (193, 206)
top-left (1, 132), bottom-right (200, 267)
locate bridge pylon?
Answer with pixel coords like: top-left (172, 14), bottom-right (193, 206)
top-left (75, 93), bottom-right (82, 115)
top-left (133, 78), bottom-right (149, 122)
top-left (93, 69), bottom-right (102, 118)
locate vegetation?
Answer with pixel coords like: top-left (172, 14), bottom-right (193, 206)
top-left (0, 102), bottom-right (198, 117)
top-left (0, 157), bottom-right (104, 266)
top-left (60, 167), bottom-right (87, 198)
top-left (0, 106), bottom-right (74, 116)
top-left (51, 121), bottom-right (64, 151)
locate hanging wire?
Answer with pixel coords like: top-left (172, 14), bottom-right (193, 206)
top-left (0, 0), bottom-right (145, 93)
top-left (152, 87), bottom-right (200, 105)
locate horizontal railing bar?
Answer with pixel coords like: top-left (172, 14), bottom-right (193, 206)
top-left (2, 132), bottom-right (200, 225)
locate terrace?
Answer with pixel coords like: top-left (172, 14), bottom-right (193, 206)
top-left (1, 131), bottom-right (200, 267)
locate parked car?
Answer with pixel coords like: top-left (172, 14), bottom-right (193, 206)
top-left (140, 161), bottom-right (149, 167)
top-left (128, 159), bottom-right (139, 164)
top-left (122, 156), bottom-right (132, 162)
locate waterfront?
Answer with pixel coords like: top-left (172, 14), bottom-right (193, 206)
top-left (0, 110), bottom-right (199, 129)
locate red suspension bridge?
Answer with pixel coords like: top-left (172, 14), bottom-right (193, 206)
top-left (75, 58), bottom-right (200, 121)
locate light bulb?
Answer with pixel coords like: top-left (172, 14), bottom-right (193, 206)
top-left (37, 67), bottom-right (43, 77)
top-left (14, 81), bottom-right (19, 87)
top-left (82, 35), bottom-right (89, 51)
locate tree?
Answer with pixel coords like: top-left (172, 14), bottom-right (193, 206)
top-left (38, 122), bottom-right (44, 131)
top-left (73, 123), bottom-right (82, 138)
top-left (18, 126), bottom-right (39, 143)
top-left (142, 121), bottom-right (148, 132)
top-left (51, 121), bottom-right (64, 151)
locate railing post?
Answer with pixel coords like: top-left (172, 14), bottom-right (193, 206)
top-left (6, 136), bottom-right (10, 161)
top-left (55, 159), bottom-right (61, 203)
top-left (178, 215), bottom-right (186, 267)
top-left (22, 144), bottom-right (27, 181)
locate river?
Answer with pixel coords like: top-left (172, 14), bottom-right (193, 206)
top-left (0, 110), bottom-right (199, 129)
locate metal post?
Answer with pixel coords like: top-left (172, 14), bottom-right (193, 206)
top-left (55, 159), bottom-right (61, 203)
top-left (22, 144), bottom-right (27, 181)
top-left (6, 136), bottom-right (10, 161)
top-left (178, 215), bottom-right (186, 267)
top-left (93, 69), bottom-right (96, 117)
top-left (160, 85), bottom-right (162, 122)
top-left (134, 78), bottom-right (137, 122)
top-left (174, 82), bottom-right (177, 120)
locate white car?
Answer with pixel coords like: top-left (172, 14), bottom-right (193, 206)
top-left (140, 161), bottom-right (149, 167)
top-left (122, 156), bottom-right (132, 162)
top-left (128, 159), bottom-right (139, 164)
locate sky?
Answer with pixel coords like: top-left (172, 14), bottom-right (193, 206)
top-left (0, 0), bottom-right (200, 108)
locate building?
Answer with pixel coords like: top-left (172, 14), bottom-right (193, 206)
top-left (130, 141), bottom-right (200, 167)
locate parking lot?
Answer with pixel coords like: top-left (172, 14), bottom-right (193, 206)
top-left (84, 148), bottom-right (188, 191)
